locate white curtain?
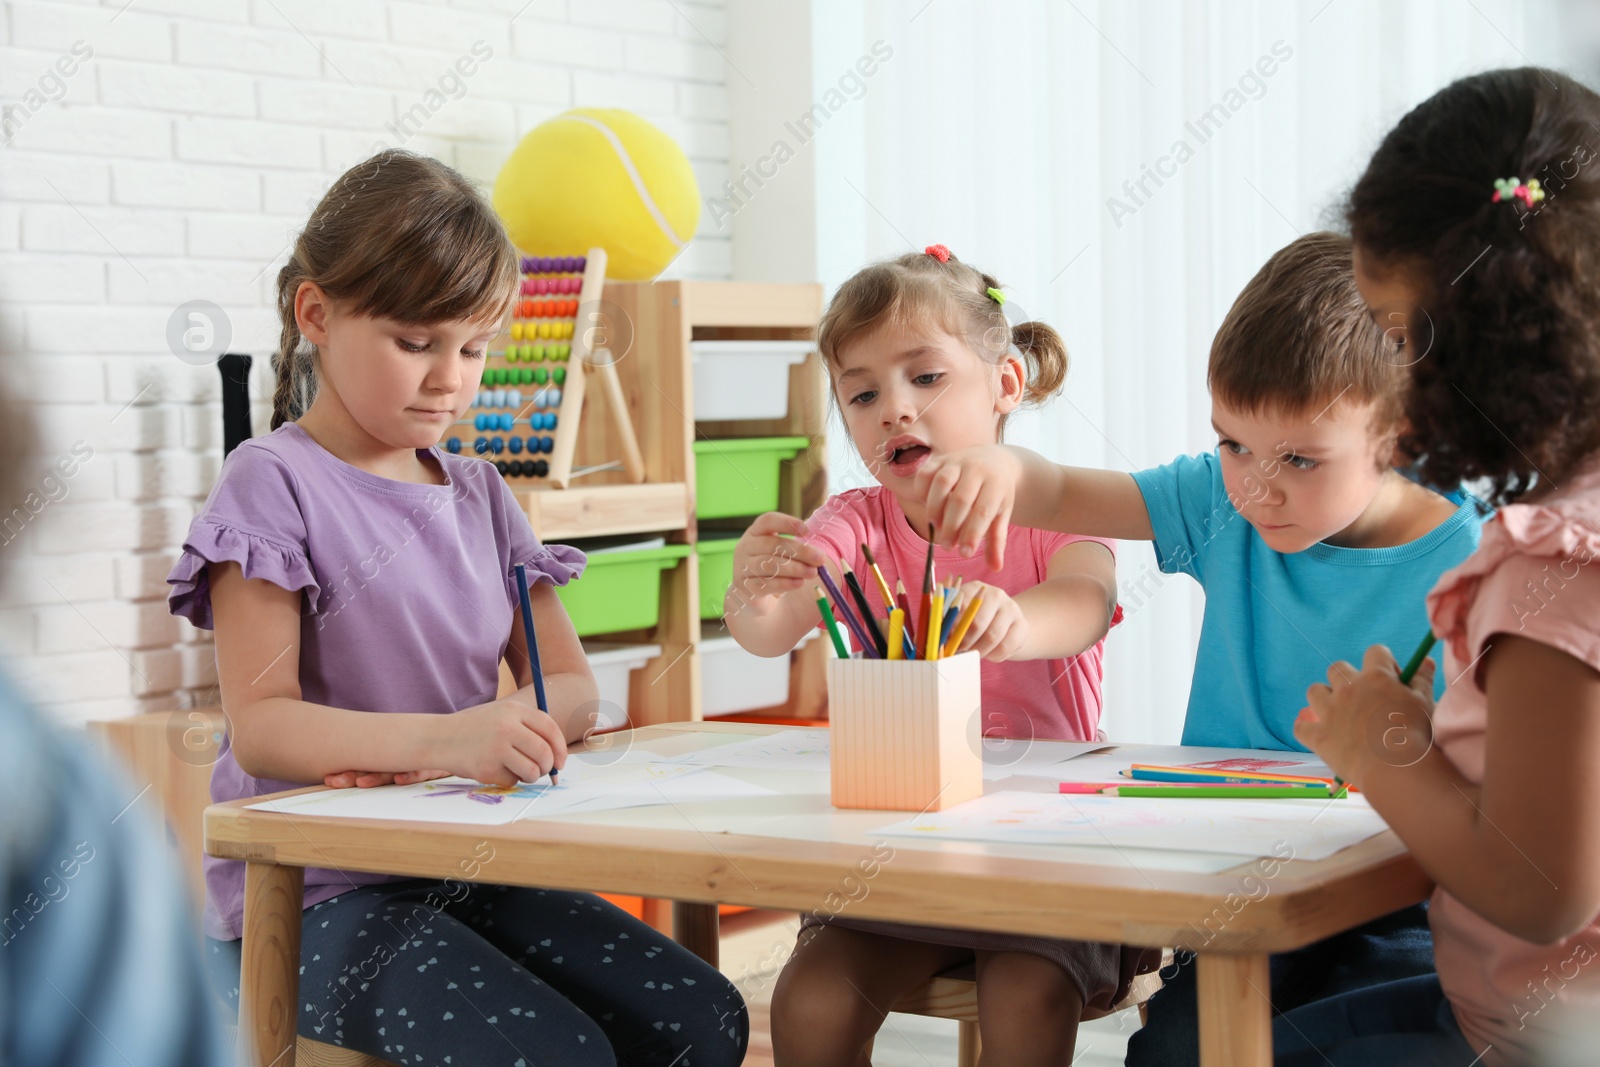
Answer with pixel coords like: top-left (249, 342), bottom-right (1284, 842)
top-left (805, 0), bottom-right (1597, 741)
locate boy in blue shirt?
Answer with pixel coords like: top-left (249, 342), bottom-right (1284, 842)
top-left (910, 231), bottom-right (1485, 1065)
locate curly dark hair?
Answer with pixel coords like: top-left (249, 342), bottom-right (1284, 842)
top-left (1347, 67), bottom-right (1600, 505)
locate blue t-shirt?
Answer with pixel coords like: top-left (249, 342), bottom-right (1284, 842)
top-left (1132, 451), bottom-right (1487, 750)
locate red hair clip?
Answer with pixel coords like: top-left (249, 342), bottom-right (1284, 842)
top-left (924, 244), bottom-right (951, 263)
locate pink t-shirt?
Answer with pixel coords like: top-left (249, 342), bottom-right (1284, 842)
top-left (802, 486), bottom-right (1120, 742)
top-left (1425, 456), bottom-right (1600, 1063)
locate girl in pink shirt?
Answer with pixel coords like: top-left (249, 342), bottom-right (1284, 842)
top-left (1282, 67), bottom-right (1600, 1066)
top-left (726, 247), bottom-right (1144, 1065)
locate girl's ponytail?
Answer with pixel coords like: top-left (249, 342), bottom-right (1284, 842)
top-left (1011, 320), bottom-right (1069, 405)
top-left (270, 254), bottom-right (316, 431)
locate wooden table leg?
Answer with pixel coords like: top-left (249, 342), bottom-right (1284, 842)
top-left (1197, 952), bottom-right (1272, 1067)
top-left (672, 901), bottom-right (719, 969)
top-left (241, 861), bottom-right (304, 1067)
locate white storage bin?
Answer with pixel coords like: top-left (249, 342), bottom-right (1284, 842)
top-left (699, 624), bottom-right (817, 717)
top-left (691, 340), bottom-right (814, 421)
top-left (582, 642), bottom-right (661, 729)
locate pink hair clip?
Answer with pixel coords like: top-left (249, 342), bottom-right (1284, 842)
top-left (924, 244), bottom-right (951, 263)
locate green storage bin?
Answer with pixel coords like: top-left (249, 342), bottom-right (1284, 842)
top-left (693, 436), bottom-right (810, 520)
top-left (555, 543), bottom-right (690, 637)
top-left (695, 534), bottom-right (742, 619)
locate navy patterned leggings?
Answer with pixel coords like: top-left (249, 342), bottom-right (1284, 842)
top-left (208, 879), bottom-right (748, 1067)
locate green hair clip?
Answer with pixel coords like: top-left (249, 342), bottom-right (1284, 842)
top-left (986, 287), bottom-right (1006, 306)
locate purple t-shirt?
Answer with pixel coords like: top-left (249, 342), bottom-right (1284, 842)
top-left (167, 423), bottom-right (586, 940)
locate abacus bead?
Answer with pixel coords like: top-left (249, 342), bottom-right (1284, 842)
top-left (549, 386), bottom-right (563, 406)
top-left (547, 415), bottom-right (557, 431)
top-left (446, 437), bottom-right (462, 453)
top-left (518, 368), bottom-right (531, 384)
top-left (508, 435), bottom-right (523, 454)
top-left (474, 436), bottom-right (489, 454)
top-left (504, 413), bottom-right (516, 430)
top-left (553, 368), bottom-right (566, 386)
top-left (507, 389), bottom-right (521, 407)
top-left (533, 459), bottom-right (549, 477)
top-left (495, 460), bottom-right (508, 475)
top-left (474, 413), bottom-right (486, 431)
top-left (490, 437), bottom-right (504, 454)
top-left (542, 435), bottom-right (555, 453)
top-left (532, 367), bottom-right (548, 384)
top-left (574, 256), bottom-right (586, 272)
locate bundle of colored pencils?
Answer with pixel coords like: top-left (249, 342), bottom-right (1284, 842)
top-left (812, 527), bottom-right (983, 660)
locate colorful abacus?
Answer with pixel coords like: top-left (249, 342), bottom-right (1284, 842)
top-left (445, 253), bottom-right (591, 482)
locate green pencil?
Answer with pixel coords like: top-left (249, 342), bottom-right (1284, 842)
top-left (1399, 630), bottom-right (1438, 684)
top-left (816, 586), bottom-right (850, 659)
top-left (1107, 784), bottom-right (1336, 799)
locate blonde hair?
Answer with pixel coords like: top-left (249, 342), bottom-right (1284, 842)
top-left (271, 150), bottom-right (521, 430)
top-left (817, 250), bottom-right (1068, 434)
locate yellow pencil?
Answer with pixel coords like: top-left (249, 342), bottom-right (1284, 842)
top-left (887, 608), bottom-right (905, 660)
top-left (925, 589), bottom-right (945, 659)
top-left (942, 593), bottom-right (984, 657)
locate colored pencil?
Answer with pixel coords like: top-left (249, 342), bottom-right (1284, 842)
top-left (816, 587), bottom-right (851, 658)
top-left (938, 594), bottom-right (961, 651)
top-left (1399, 630), bottom-right (1438, 684)
top-left (1059, 782), bottom-right (1338, 799)
top-left (860, 543), bottom-right (897, 609)
top-left (920, 524), bottom-right (937, 656)
top-left (1127, 764), bottom-right (1341, 787)
top-left (817, 565), bottom-right (879, 658)
top-left (925, 587), bottom-right (945, 660)
top-left (513, 562), bottom-right (557, 784)
top-left (887, 609), bottom-right (906, 660)
top-left (942, 593), bottom-right (983, 657)
top-left (894, 580), bottom-right (918, 659)
top-left (841, 560), bottom-right (888, 658)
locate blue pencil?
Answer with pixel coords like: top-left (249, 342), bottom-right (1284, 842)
top-left (513, 562), bottom-right (557, 784)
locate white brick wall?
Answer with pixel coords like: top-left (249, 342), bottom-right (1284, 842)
top-left (0, 0), bottom-right (733, 723)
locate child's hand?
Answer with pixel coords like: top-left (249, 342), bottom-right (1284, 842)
top-left (1295, 644), bottom-right (1438, 786)
top-left (914, 446), bottom-right (1024, 570)
top-left (438, 698), bottom-right (569, 788)
top-left (728, 512), bottom-right (831, 617)
top-left (323, 769), bottom-right (451, 789)
top-left (944, 581), bottom-right (1029, 662)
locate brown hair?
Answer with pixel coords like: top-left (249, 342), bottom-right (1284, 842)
top-left (1208, 232), bottom-right (1403, 429)
top-left (816, 249), bottom-right (1068, 434)
top-left (271, 150), bottom-right (521, 430)
top-left (1347, 67), bottom-right (1600, 505)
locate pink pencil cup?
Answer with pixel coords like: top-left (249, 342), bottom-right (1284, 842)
top-left (827, 651), bottom-right (984, 812)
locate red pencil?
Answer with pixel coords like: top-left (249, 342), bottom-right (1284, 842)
top-left (895, 578), bottom-right (916, 654)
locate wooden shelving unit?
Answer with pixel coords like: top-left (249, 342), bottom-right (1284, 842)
top-left (511, 279), bottom-right (828, 727)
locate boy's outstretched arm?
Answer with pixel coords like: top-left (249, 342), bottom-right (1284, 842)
top-left (917, 445), bottom-right (1154, 569)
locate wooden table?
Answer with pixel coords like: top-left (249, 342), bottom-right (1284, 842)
top-left (205, 722), bottom-right (1430, 1067)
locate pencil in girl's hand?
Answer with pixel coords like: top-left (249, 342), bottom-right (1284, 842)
top-left (817, 565), bottom-right (880, 658)
top-left (841, 559), bottom-right (888, 658)
top-left (514, 563), bottom-right (557, 785)
top-left (1399, 630), bottom-right (1438, 685)
top-left (943, 593), bottom-right (983, 656)
top-left (925, 586), bottom-right (945, 660)
top-left (815, 586), bottom-right (851, 658)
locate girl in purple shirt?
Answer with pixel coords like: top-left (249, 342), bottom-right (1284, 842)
top-left (168, 150), bottom-right (746, 1067)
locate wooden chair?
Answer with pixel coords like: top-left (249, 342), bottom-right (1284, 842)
top-left (90, 709), bottom-right (397, 1067)
top-left (891, 959), bottom-right (1161, 1067)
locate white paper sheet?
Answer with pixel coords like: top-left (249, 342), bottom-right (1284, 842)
top-left (247, 756), bottom-right (776, 825)
top-left (873, 790), bottom-right (1388, 861)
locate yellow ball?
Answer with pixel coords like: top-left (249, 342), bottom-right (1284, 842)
top-left (494, 108), bottom-right (701, 282)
